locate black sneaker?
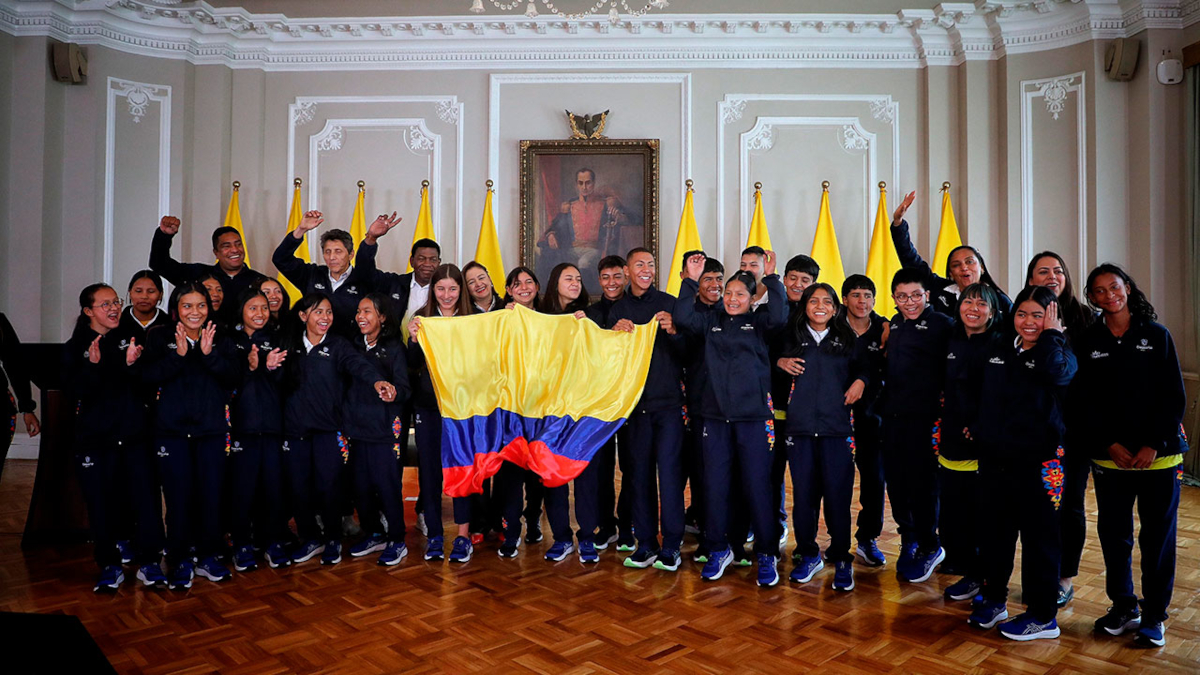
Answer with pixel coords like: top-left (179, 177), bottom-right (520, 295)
top-left (652, 549), bottom-right (681, 572)
top-left (623, 546), bottom-right (658, 569)
top-left (525, 525), bottom-right (544, 545)
top-left (1094, 605), bottom-right (1142, 636)
top-left (498, 540), bottom-right (519, 558)
top-left (1134, 621), bottom-right (1165, 648)
top-left (1056, 583), bottom-right (1074, 607)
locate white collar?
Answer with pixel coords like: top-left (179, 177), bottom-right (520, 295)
top-left (364, 334), bottom-right (378, 351)
top-left (303, 332), bottom-right (326, 352)
top-left (411, 276), bottom-right (428, 290)
top-left (807, 325), bottom-right (830, 343)
top-left (330, 266), bottom-right (352, 283)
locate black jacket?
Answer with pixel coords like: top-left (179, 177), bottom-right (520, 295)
top-left (850, 312), bottom-right (888, 419)
top-left (780, 323), bottom-right (870, 437)
top-left (61, 324), bottom-right (146, 443)
top-left (272, 233), bottom-right (371, 339)
top-left (939, 327), bottom-right (1004, 461)
top-left (890, 220), bottom-right (1012, 319)
top-left (768, 299), bottom-right (804, 418)
top-left (148, 228), bottom-right (264, 323)
top-left (974, 330), bottom-right (1077, 461)
top-left (140, 324), bottom-right (239, 437)
top-left (681, 298), bottom-right (717, 414)
top-left (584, 294), bottom-right (624, 329)
top-left (343, 336), bottom-right (411, 444)
top-left (1073, 318), bottom-right (1188, 460)
top-left (880, 306), bottom-right (955, 418)
top-left (118, 306), bottom-right (171, 343)
top-left (354, 241), bottom-right (415, 316)
top-left (283, 333), bottom-right (380, 437)
top-left (0, 312), bottom-right (35, 418)
top-left (610, 286), bottom-right (685, 413)
top-left (230, 329), bottom-right (285, 436)
top-left (673, 275), bottom-right (788, 421)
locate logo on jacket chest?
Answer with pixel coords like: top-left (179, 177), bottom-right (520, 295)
top-left (392, 293), bottom-right (401, 300)
top-left (317, 346), bottom-right (331, 357)
top-left (1136, 338), bottom-right (1153, 352)
top-left (117, 339), bottom-right (129, 350)
top-left (988, 357), bottom-right (1005, 365)
top-left (314, 283), bottom-right (326, 290)
top-left (1090, 350), bottom-right (1109, 359)
top-left (346, 286), bottom-right (358, 295)
top-left (739, 324), bottom-right (755, 331)
top-left (710, 326), bottom-right (722, 333)
top-left (915, 320), bottom-right (928, 331)
top-left (946, 351), bottom-right (957, 360)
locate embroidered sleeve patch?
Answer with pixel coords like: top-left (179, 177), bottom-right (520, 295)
top-left (1041, 458), bottom-right (1064, 510)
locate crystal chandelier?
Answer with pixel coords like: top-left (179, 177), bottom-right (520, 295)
top-left (469, 0), bottom-right (670, 24)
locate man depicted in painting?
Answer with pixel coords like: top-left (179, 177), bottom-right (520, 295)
top-left (538, 167), bottom-right (631, 281)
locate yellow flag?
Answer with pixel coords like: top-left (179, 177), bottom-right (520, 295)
top-left (745, 186), bottom-right (773, 251)
top-left (865, 184), bottom-right (902, 318)
top-left (350, 183), bottom-right (366, 251)
top-left (933, 186), bottom-right (964, 278)
top-left (407, 182), bottom-right (435, 273)
top-left (666, 184), bottom-right (702, 296)
top-left (810, 185), bottom-right (846, 293)
top-left (279, 180), bottom-right (310, 305)
top-left (222, 183), bottom-right (249, 267)
top-left (474, 185), bottom-right (505, 291)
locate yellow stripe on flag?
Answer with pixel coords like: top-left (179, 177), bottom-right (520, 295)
top-left (666, 183), bottom-right (702, 296)
top-left (810, 183), bottom-right (846, 293)
top-left (933, 184), bottom-right (964, 279)
top-left (865, 183), bottom-right (902, 318)
top-left (408, 182), bottom-right (435, 274)
top-left (350, 181), bottom-right (366, 251)
top-left (279, 180), bottom-right (309, 306)
top-left (745, 184), bottom-right (773, 251)
top-left (474, 184), bottom-right (506, 291)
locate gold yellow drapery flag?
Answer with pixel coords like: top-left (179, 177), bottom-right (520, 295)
top-left (474, 180), bottom-right (506, 291)
top-left (745, 182), bottom-right (773, 251)
top-left (407, 180), bottom-right (435, 273)
top-left (279, 178), bottom-right (310, 305)
top-left (666, 180), bottom-right (702, 296)
top-left (865, 182), bottom-right (902, 318)
top-left (350, 180), bottom-right (367, 251)
top-left (933, 182), bottom-right (964, 278)
top-left (221, 181), bottom-right (249, 267)
top-left (810, 181), bottom-right (846, 293)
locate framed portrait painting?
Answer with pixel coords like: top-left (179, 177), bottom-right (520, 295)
top-left (519, 139), bottom-right (659, 297)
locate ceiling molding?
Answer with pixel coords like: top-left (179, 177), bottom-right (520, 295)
top-left (0, 0), bottom-right (1192, 70)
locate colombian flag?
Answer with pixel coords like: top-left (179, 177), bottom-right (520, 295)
top-left (416, 305), bottom-right (656, 497)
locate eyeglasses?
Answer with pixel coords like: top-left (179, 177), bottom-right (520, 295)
top-left (92, 299), bottom-right (124, 310)
top-left (892, 293), bottom-right (925, 303)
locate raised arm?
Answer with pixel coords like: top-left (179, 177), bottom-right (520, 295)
top-left (149, 216), bottom-right (208, 286)
top-left (273, 211), bottom-right (324, 290)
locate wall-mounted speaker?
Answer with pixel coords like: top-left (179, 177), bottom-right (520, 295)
top-left (50, 41), bottom-right (88, 84)
top-left (1104, 38), bottom-right (1139, 82)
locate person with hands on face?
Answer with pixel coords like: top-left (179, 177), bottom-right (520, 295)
top-left (280, 293), bottom-right (396, 568)
top-left (889, 192), bottom-right (1011, 319)
top-left (1074, 264), bottom-right (1186, 649)
top-left (608, 248), bottom-right (687, 573)
top-left (779, 282), bottom-right (869, 592)
top-left (140, 281), bottom-right (241, 590)
top-left (968, 286), bottom-right (1076, 642)
top-left (227, 289), bottom-right (291, 572)
top-left (149, 215), bottom-right (264, 324)
top-left (62, 284), bottom-right (165, 592)
top-left (674, 251), bottom-right (788, 587)
top-left (273, 210), bottom-right (379, 339)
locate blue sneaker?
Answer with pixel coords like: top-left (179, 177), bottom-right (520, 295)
top-left (424, 536), bottom-right (445, 561)
top-left (968, 601), bottom-right (1009, 629)
top-left (320, 541), bottom-right (342, 565)
top-left (351, 534), bottom-right (388, 558)
top-left (292, 540), bottom-right (325, 564)
top-left (901, 546), bottom-right (945, 583)
top-left (855, 539), bottom-right (886, 567)
top-left (449, 536), bottom-right (474, 563)
top-left (545, 540), bottom-right (575, 562)
top-left (701, 547), bottom-right (733, 581)
top-left (746, 529), bottom-right (755, 544)
top-left (116, 540), bottom-right (134, 565)
top-left (652, 549), bottom-right (681, 572)
top-left (378, 542), bottom-right (408, 566)
top-left (756, 554), bottom-right (780, 587)
top-left (196, 556), bottom-right (232, 582)
top-left (945, 577), bottom-right (982, 602)
top-left (578, 540), bottom-right (600, 564)
top-left (622, 546), bottom-right (657, 568)
top-left (895, 541), bottom-right (919, 577)
top-left (790, 555), bottom-right (823, 584)
top-left (233, 545), bottom-right (257, 572)
top-left (168, 560), bottom-right (194, 591)
top-left (93, 565), bottom-right (124, 593)
top-left (265, 543), bottom-right (292, 568)
top-left (999, 612), bottom-right (1060, 641)
top-left (832, 560), bottom-right (855, 591)
top-left (1094, 605), bottom-right (1142, 636)
top-left (136, 563), bottom-right (167, 588)
top-left (1134, 621), bottom-right (1165, 648)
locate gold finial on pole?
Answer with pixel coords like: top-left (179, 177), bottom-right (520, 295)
top-left (822, 180), bottom-right (830, 191)
top-left (941, 181), bottom-right (951, 192)
top-left (878, 181), bottom-right (886, 190)
top-left (357, 180), bottom-right (366, 192)
top-left (232, 181), bottom-right (241, 191)
top-left (486, 179), bottom-right (494, 190)
top-left (421, 180), bottom-right (430, 189)
top-left (293, 177), bottom-right (302, 188)
top-left (685, 178), bottom-right (694, 192)
top-left (754, 181), bottom-right (762, 191)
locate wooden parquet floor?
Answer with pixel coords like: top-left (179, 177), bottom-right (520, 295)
top-left (1, 458), bottom-right (1198, 674)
